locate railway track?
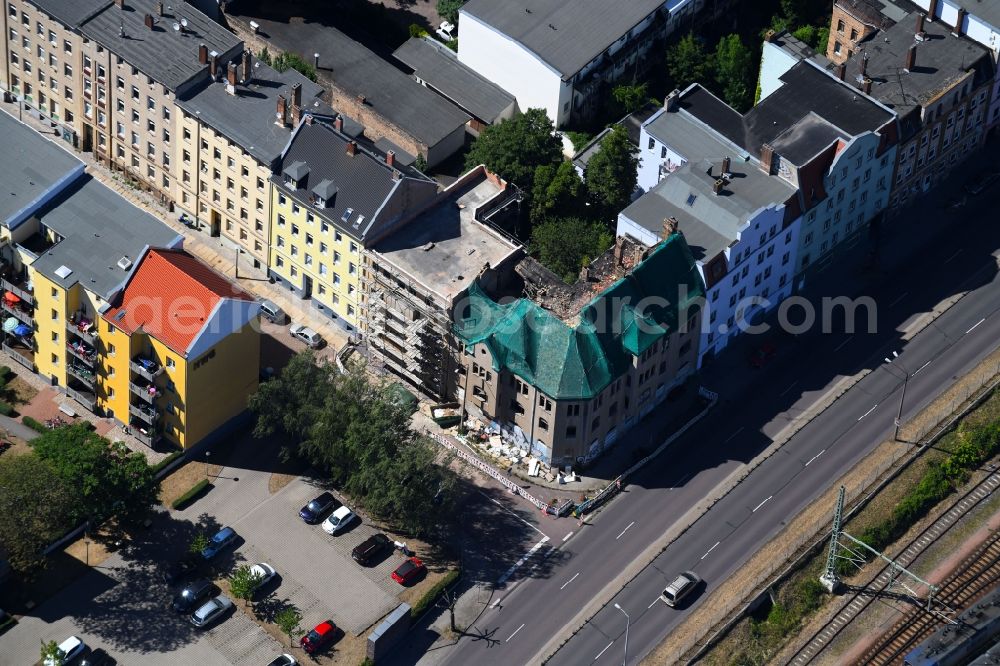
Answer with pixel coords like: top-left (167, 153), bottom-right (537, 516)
top-left (787, 469), bottom-right (1000, 665)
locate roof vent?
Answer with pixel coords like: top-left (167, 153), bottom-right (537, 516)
top-left (117, 256), bottom-right (133, 271)
top-left (55, 265), bottom-right (72, 279)
top-left (422, 242), bottom-right (436, 251)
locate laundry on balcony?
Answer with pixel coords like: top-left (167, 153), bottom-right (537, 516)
top-left (12, 323), bottom-right (31, 338)
top-left (69, 313), bottom-right (94, 334)
top-left (70, 363), bottom-right (95, 381)
top-left (136, 357), bottom-right (157, 372)
top-left (69, 340), bottom-right (97, 360)
top-left (2, 317), bottom-right (18, 333)
top-left (3, 291), bottom-right (20, 305)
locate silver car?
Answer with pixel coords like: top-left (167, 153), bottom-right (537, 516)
top-left (661, 571), bottom-right (700, 607)
top-left (190, 594), bottom-right (233, 628)
top-left (289, 323), bottom-right (323, 349)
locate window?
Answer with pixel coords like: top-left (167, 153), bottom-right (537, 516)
top-left (850, 28), bottom-right (858, 40)
top-left (166, 357), bottom-right (175, 369)
top-left (834, 41), bottom-right (842, 55)
top-left (836, 19), bottom-right (845, 32)
top-left (131, 85), bottom-right (139, 100)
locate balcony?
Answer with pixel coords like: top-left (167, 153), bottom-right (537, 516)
top-left (67, 362), bottom-right (96, 389)
top-left (130, 356), bottom-right (163, 382)
top-left (67, 381), bottom-right (97, 411)
top-left (1, 274), bottom-right (34, 305)
top-left (129, 420), bottom-right (160, 447)
top-left (129, 402), bottom-right (158, 426)
top-left (66, 314), bottom-right (97, 344)
top-left (2, 339), bottom-right (34, 371)
top-left (66, 340), bottom-right (97, 367)
top-left (129, 377), bottom-right (159, 404)
top-left (1, 294), bottom-right (33, 326)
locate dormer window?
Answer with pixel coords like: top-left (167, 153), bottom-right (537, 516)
top-left (282, 160), bottom-right (309, 190)
top-left (311, 179), bottom-right (337, 209)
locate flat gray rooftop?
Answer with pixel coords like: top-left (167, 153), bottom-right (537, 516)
top-left (769, 112), bottom-right (849, 166)
top-left (25, 0), bottom-right (109, 26)
top-left (80, 0), bottom-right (240, 91)
top-left (0, 111), bottom-right (84, 228)
top-left (178, 62), bottom-right (333, 166)
top-left (643, 104), bottom-right (749, 161)
top-left (393, 37), bottom-right (514, 124)
top-left (371, 175), bottom-right (520, 302)
top-left (31, 176), bottom-right (180, 298)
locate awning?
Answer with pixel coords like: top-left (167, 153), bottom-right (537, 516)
top-left (2, 317), bottom-right (18, 333)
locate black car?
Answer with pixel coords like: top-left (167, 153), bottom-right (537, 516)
top-left (172, 579), bottom-right (215, 613)
top-left (79, 648), bottom-right (117, 666)
top-left (299, 492), bottom-right (341, 524)
top-left (352, 533), bottom-right (392, 566)
top-left (162, 554), bottom-right (201, 585)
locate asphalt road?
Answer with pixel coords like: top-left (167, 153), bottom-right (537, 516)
top-left (435, 184), bottom-right (1000, 665)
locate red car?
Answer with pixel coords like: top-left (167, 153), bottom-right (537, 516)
top-left (300, 620), bottom-right (338, 654)
top-left (392, 557), bottom-right (426, 585)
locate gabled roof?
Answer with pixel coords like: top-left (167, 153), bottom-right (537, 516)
top-left (102, 249), bottom-right (254, 355)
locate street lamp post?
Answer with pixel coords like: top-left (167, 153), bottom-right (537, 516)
top-left (614, 603), bottom-right (630, 666)
top-left (884, 351), bottom-right (909, 441)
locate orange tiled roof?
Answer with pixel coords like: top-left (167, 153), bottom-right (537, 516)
top-left (102, 249), bottom-right (254, 355)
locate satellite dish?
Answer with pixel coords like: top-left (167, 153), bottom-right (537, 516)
top-left (172, 22), bottom-right (180, 32)
top-left (181, 18), bottom-right (188, 28)
top-left (855, 74), bottom-right (864, 84)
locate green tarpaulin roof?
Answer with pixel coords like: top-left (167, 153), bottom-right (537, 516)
top-left (455, 233), bottom-right (705, 400)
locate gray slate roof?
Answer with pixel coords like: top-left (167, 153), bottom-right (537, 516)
top-left (0, 112), bottom-right (84, 229)
top-left (178, 62), bottom-right (333, 166)
top-left (25, 0), bottom-right (109, 26)
top-left (621, 158), bottom-right (796, 262)
top-left (31, 177), bottom-right (181, 298)
top-left (393, 37), bottom-right (515, 123)
top-left (275, 121), bottom-right (438, 243)
top-left (79, 0), bottom-right (240, 91)
top-left (460, 0), bottom-right (665, 78)
top-left (643, 104), bottom-right (748, 162)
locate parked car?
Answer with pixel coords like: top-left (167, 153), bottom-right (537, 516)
top-left (259, 299), bottom-right (288, 324)
top-left (44, 635), bottom-right (85, 666)
top-left (749, 342), bottom-right (777, 368)
top-left (78, 648), bottom-right (116, 666)
top-left (266, 656), bottom-right (297, 666)
top-left (321, 506), bottom-right (355, 535)
top-left (190, 594), bottom-right (234, 628)
top-left (392, 557), bottom-right (426, 585)
top-left (299, 492), bottom-right (340, 524)
top-left (249, 563), bottom-right (277, 596)
top-left (171, 578), bottom-right (215, 613)
top-left (661, 571), bottom-right (700, 607)
top-left (300, 620), bottom-right (338, 654)
top-left (289, 322), bottom-right (323, 348)
top-left (200, 526), bottom-right (237, 560)
top-left (352, 533), bottom-right (392, 566)
top-left (965, 171), bottom-right (1000, 196)
top-left (162, 553), bottom-right (202, 585)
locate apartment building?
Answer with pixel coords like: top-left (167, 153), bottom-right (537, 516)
top-left (360, 167), bottom-right (522, 400)
top-left (269, 117), bottom-right (439, 332)
top-left (455, 233), bottom-right (704, 467)
top-left (826, 0), bottom-right (901, 65)
top-left (457, 0), bottom-right (723, 127)
top-left (176, 55), bottom-right (338, 270)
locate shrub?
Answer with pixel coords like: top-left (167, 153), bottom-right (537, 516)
top-left (171, 479), bottom-right (211, 510)
top-left (409, 23), bottom-right (429, 38)
top-left (0, 400), bottom-right (14, 416)
top-left (151, 450), bottom-right (185, 475)
top-left (21, 416), bottom-right (46, 433)
top-left (410, 568), bottom-right (461, 620)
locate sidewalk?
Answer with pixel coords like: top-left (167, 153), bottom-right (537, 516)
top-left (0, 101), bottom-right (351, 355)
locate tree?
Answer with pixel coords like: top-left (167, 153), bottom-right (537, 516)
top-left (464, 109), bottom-right (562, 188)
top-left (530, 217), bottom-right (614, 283)
top-left (666, 33), bottom-right (710, 89)
top-left (612, 81), bottom-right (649, 114)
top-left (275, 606), bottom-right (303, 646)
top-left (189, 532), bottom-right (209, 556)
top-left (257, 47), bottom-right (317, 82)
top-left (41, 639), bottom-right (62, 665)
top-left (31, 424), bottom-right (159, 526)
top-left (530, 161), bottom-right (586, 224)
top-left (229, 564), bottom-right (264, 607)
top-left (0, 454), bottom-right (75, 573)
top-left (714, 34), bottom-right (754, 111)
top-left (437, 0), bottom-right (465, 25)
top-left (584, 125), bottom-right (638, 215)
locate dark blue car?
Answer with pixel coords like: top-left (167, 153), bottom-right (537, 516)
top-left (200, 527), bottom-right (237, 560)
top-left (299, 492), bottom-right (340, 524)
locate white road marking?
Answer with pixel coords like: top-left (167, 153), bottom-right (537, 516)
top-left (914, 360), bottom-right (931, 375)
top-left (967, 317), bottom-right (986, 334)
top-left (724, 427), bottom-right (744, 443)
top-left (945, 249), bottom-right (963, 264)
top-left (753, 496), bottom-right (773, 512)
top-left (506, 623), bottom-right (525, 642)
top-left (616, 521), bottom-right (636, 540)
top-left (563, 531), bottom-right (574, 542)
top-left (479, 490), bottom-right (547, 538)
top-left (701, 541), bottom-right (720, 560)
top-left (888, 292), bottom-right (909, 308)
top-left (858, 404), bottom-right (878, 421)
top-left (560, 572), bottom-right (580, 590)
top-left (648, 597), bottom-right (662, 609)
top-left (595, 641), bottom-right (614, 660)
top-left (496, 536), bottom-right (550, 587)
top-left (833, 336), bottom-right (854, 351)
top-left (779, 381), bottom-right (798, 397)
top-left (805, 449), bottom-right (826, 466)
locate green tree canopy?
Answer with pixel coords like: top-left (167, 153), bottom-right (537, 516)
top-left (714, 34), bottom-right (754, 111)
top-left (229, 564), bottom-right (265, 606)
top-left (530, 161), bottom-right (586, 224)
top-left (530, 216), bottom-right (614, 283)
top-left (612, 81), bottom-right (649, 114)
top-left (275, 606), bottom-right (303, 646)
top-left (584, 125), bottom-right (639, 215)
top-left (31, 423), bottom-right (159, 525)
top-left (437, 0), bottom-right (466, 25)
top-left (666, 33), bottom-right (710, 90)
top-left (464, 108), bottom-right (562, 188)
top-left (0, 454), bottom-right (76, 573)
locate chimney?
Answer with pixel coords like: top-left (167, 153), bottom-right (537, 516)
top-left (144, 13), bottom-right (154, 29)
top-left (241, 50), bottom-right (252, 83)
top-left (614, 237), bottom-right (625, 265)
top-left (664, 88), bottom-right (681, 111)
top-left (210, 53), bottom-right (219, 79)
top-left (290, 104), bottom-right (301, 127)
top-left (346, 140), bottom-right (357, 157)
top-left (291, 82), bottom-right (302, 108)
top-left (579, 265), bottom-right (592, 283)
top-left (334, 115), bottom-right (343, 132)
top-left (662, 216), bottom-right (679, 238)
top-left (954, 7), bottom-right (966, 34)
top-left (712, 178), bottom-right (726, 195)
top-left (760, 143), bottom-right (774, 174)
top-left (927, 0), bottom-right (938, 21)
top-left (860, 52), bottom-right (868, 76)
top-left (114, 0), bottom-right (124, 8)
top-left (155, 1), bottom-right (163, 16)
top-left (275, 94), bottom-right (287, 126)
top-left (199, 43), bottom-right (208, 65)
top-left (386, 150), bottom-right (395, 168)
top-left (721, 155), bottom-right (731, 175)
top-left (304, 114), bottom-right (313, 126)
top-left (356, 94), bottom-right (367, 106)
top-left (227, 62), bottom-right (238, 87)
top-left (904, 43), bottom-right (916, 72)
top-left (915, 13), bottom-right (925, 34)
top-left (862, 77), bottom-right (872, 94)
top-left (835, 62), bottom-right (846, 80)
top-left (764, 29), bottom-right (776, 43)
